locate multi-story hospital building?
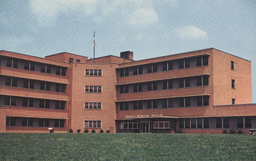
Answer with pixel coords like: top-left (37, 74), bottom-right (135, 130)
top-left (0, 48), bottom-right (255, 134)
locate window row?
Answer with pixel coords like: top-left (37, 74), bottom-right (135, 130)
top-left (119, 121), bottom-right (138, 130)
top-left (84, 120), bottom-right (101, 128)
top-left (179, 118), bottom-right (209, 129)
top-left (153, 121), bottom-right (170, 130)
top-left (179, 117), bottom-right (252, 129)
top-left (85, 69), bottom-right (102, 76)
top-left (1, 57), bottom-right (67, 76)
top-left (119, 96), bottom-right (209, 111)
top-left (6, 117), bottom-right (65, 128)
top-left (2, 76), bottom-right (66, 93)
top-left (85, 86), bottom-right (102, 93)
top-left (84, 102), bottom-right (101, 110)
top-left (3, 96), bottom-right (65, 110)
top-left (69, 58), bottom-right (80, 63)
top-left (119, 75), bottom-right (209, 94)
top-left (119, 55), bottom-right (208, 77)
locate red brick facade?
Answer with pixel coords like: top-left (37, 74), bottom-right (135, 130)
top-left (0, 48), bottom-right (255, 134)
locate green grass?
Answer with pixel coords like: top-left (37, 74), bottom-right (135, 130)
top-left (0, 133), bottom-right (256, 161)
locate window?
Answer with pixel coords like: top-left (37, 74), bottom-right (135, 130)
top-left (231, 61), bottom-right (234, 70)
top-left (85, 102), bottom-right (101, 110)
top-left (85, 85), bottom-right (102, 93)
top-left (163, 99), bottom-right (167, 108)
top-left (138, 66), bottom-right (143, 74)
top-left (153, 82), bottom-right (157, 91)
top-left (179, 79), bottom-right (184, 88)
top-left (61, 68), bottom-right (66, 76)
top-left (76, 59), bottom-right (80, 63)
top-left (24, 62), bottom-right (29, 70)
top-left (185, 119), bottom-right (190, 128)
top-left (245, 117), bottom-right (251, 128)
top-left (4, 96), bottom-right (11, 105)
top-left (153, 64), bottom-right (157, 73)
top-left (61, 84), bottom-right (65, 93)
top-left (162, 63), bottom-right (167, 71)
top-left (46, 82), bottom-right (50, 91)
top-left (5, 77), bottom-right (11, 86)
top-left (203, 76), bottom-right (209, 86)
top-left (179, 60), bottom-right (184, 69)
top-left (153, 100), bottom-right (158, 109)
top-left (133, 102), bottom-right (137, 110)
top-left (147, 101), bottom-right (152, 109)
top-left (120, 103), bottom-right (124, 111)
top-left (185, 78), bottom-right (190, 87)
top-left (133, 84), bottom-right (138, 92)
top-left (185, 59), bottom-right (190, 68)
top-left (196, 57), bottom-right (202, 67)
top-left (204, 118), bottom-right (209, 128)
top-left (46, 65), bottom-right (51, 73)
top-left (232, 98), bottom-right (236, 105)
top-left (7, 58), bottom-right (12, 67)
top-left (203, 56), bottom-right (208, 66)
top-left (185, 98), bottom-right (190, 107)
top-left (133, 67), bottom-right (137, 75)
top-left (232, 79), bottom-right (235, 89)
top-left (223, 118), bottom-right (229, 128)
top-left (196, 77), bottom-right (202, 86)
top-left (216, 118), bottom-right (222, 128)
top-left (40, 82), bottom-right (45, 90)
top-left (147, 83), bottom-right (152, 91)
top-left (197, 97), bottom-right (203, 106)
top-left (153, 121), bottom-right (170, 130)
top-left (203, 96), bottom-right (209, 106)
top-left (120, 70), bottom-right (124, 77)
top-left (41, 65), bottom-right (45, 73)
top-left (163, 81), bottom-right (167, 90)
top-left (138, 84), bottom-right (143, 92)
top-left (191, 118), bottom-right (196, 128)
top-left (168, 80), bottom-right (173, 89)
top-left (179, 119), bottom-right (184, 129)
top-left (179, 98), bottom-right (184, 107)
top-left (138, 101), bottom-right (142, 109)
top-left (168, 99), bottom-right (173, 108)
top-left (11, 97), bottom-right (16, 106)
top-left (85, 69), bottom-right (102, 76)
top-left (124, 69), bottom-right (129, 76)
top-left (197, 118), bottom-right (202, 128)
top-left (168, 62), bottom-right (173, 70)
top-left (56, 67), bottom-right (60, 75)
top-left (124, 102), bottom-right (129, 110)
top-left (69, 58), bottom-right (73, 62)
top-left (120, 85), bottom-right (129, 94)
top-left (147, 65), bottom-right (152, 73)
top-left (237, 117), bottom-right (243, 128)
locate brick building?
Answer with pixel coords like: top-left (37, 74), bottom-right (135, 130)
top-left (0, 48), bottom-right (255, 134)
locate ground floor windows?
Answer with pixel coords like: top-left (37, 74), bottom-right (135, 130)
top-left (153, 121), bottom-right (170, 132)
top-left (179, 118), bottom-right (209, 129)
top-left (237, 117), bottom-right (251, 128)
top-left (6, 117), bottom-right (65, 128)
top-left (119, 121), bottom-right (139, 130)
top-left (84, 120), bottom-right (101, 128)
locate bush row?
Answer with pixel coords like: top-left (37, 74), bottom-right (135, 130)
top-left (69, 129), bottom-right (110, 133)
top-left (223, 129), bottom-right (243, 134)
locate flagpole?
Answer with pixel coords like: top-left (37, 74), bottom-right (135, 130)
top-left (93, 31), bottom-right (95, 63)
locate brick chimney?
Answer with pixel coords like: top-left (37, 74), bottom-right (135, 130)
top-left (120, 51), bottom-right (133, 60)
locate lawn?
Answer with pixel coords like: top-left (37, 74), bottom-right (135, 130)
top-left (0, 133), bottom-right (256, 161)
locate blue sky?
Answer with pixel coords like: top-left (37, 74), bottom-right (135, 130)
top-left (1, 0), bottom-right (256, 102)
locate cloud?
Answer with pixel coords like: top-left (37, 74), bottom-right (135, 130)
top-left (127, 8), bottom-right (159, 28)
top-left (29, 0), bottom-right (98, 26)
top-left (174, 26), bottom-right (208, 40)
top-left (29, 0), bottom-right (160, 28)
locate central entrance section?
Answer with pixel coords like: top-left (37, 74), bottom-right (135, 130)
top-left (140, 120), bottom-right (152, 133)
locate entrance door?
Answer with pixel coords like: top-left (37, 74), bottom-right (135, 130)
top-left (140, 121), bottom-right (152, 133)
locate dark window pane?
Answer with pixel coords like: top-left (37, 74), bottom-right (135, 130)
top-left (30, 63), bottom-right (35, 71)
top-left (138, 84), bottom-right (143, 92)
top-left (185, 59), bottom-right (190, 68)
top-left (41, 65), bottom-right (45, 73)
top-left (133, 84), bottom-right (137, 92)
top-left (120, 103), bottom-right (123, 111)
top-left (196, 57), bottom-right (201, 67)
top-left (120, 70), bottom-right (124, 77)
top-left (203, 96), bottom-right (209, 106)
top-left (133, 102), bottom-right (137, 110)
top-left (245, 117), bottom-right (251, 128)
top-left (56, 84), bottom-right (60, 92)
top-left (39, 119), bottom-right (44, 127)
top-left (55, 120), bottom-right (59, 127)
top-left (179, 98), bottom-right (184, 107)
top-left (39, 100), bottom-right (44, 108)
top-left (153, 64), bottom-right (157, 72)
top-left (40, 82), bottom-right (45, 90)
top-left (223, 118), bottom-right (229, 128)
top-left (12, 78), bottom-right (17, 87)
top-left (120, 86), bottom-right (124, 94)
top-left (5, 96), bottom-right (10, 105)
top-left (197, 97), bottom-right (202, 106)
top-left (197, 118), bottom-right (202, 128)
top-left (28, 118), bottom-right (33, 126)
top-left (13, 60), bottom-right (18, 68)
top-left (147, 65), bottom-right (152, 73)
top-left (179, 60), bottom-right (184, 69)
top-left (185, 119), bottom-right (190, 128)
top-left (185, 78), bottom-right (190, 87)
top-left (29, 99), bottom-right (34, 107)
top-left (138, 101), bottom-right (142, 109)
top-left (124, 102), bottom-right (128, 110)
top-left (179, 79), bottom-right (184, 88)
top-left (61, 68), bottom-right (66, 76)
top-left (124, 69), bottom-right (129, 76)
top-left (168, 80), bottom-right (173, 89)
top-left (203, 76), bottom-right (208, 86)
top-left (124, 85), bottom-right (128, 93)
top-left (7, 58), bottom-right (12, 67)
top-left (5, 77), bottom-right (11, 86)
top-left (153, 100), bottom-right (157, 109)
top-left (60, 120), bottom-right (65, 127)
top-left (45, 119), bottom-right (49, 127)
top-left (197, 77), bottom-right (202, 86)
top-left (231, 61), bottom-right (234, 70)
top-left (179, 119), bottom-right (184, 129)
top-left (147, 101), bottom-right (152, 109)
top-left (163, 63), bottom-right (167, 71)
top-left (138, 66), bottom-right (143, 74)
top-left (10, 118), bottom-right (16, 126)
top-left (24, 62), bottom-right (29, 70)
top-left (46, 82), bottom-right (50, 91)
top-left (22, 118), bottom-right (27, 126)
top-left (56, 67), bottom-right (60, 75)
top-left (163, 99), bottom-right (167, 108)
top-left (163, 81), bottom-right (167, 89)
top-left (22, 98), bottom-right (28, 107)
top-left (168, 99), bottom-right (173, 108)
top-left (153, 82), bottom-right (157, 91)
top-left (61, 84), bottom-right (65, 93)
top-left (98, 69), bottom-right (102, 76)
top-left (45, 100), bottom-right (50, 108)
top-left (203, 56), bottom-right (208, 66)
top-left (30, 80), bottom-right (34, 89)
top-left (147, 83), bottom-right (152, 91)
top-left (185, 98), bottom-right (190, 107)
top-left (69, 58), bottom-right (73, 62)
top-left (61, 102), bottom-right (65, 110)
top-left (204, 118), bottom-right (209, 128)
top-left (191, 118), bottom-right (196, 128)
top-left (55, 101), bottom-right (60, 109)
top-left (133, 67), bottom-right (137, 75)
top-left (46, 65), bottom-right (51, 73)
top-left (168, 62), bottom-right (173, 70)
top-left (23, 80), bottom-right (28, 88)
top-left (232, 80), bottom-right (235, 89)
top-left (237, 117), bottom-right (243, 128)
top-left (11, 97), bottom-right (16, 106)
top-left (216, 118), bottom-right (222, 128)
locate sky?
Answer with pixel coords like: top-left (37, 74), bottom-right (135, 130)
top-left (0, 0), bottom-right (256, 102)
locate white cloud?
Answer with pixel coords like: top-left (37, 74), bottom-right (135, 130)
top-left (174, 26), bottom-right (209, 40)
top-left (29, 0), bottom-right (98, 26)
top-left (127, 8), bottom-right (159, 28)
top-left (29, 0), bottom-right (160, 28)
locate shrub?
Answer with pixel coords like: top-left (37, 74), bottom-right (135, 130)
top-left (223, 129), bottom-right (228, 134)
top-left (100, 129), bottom-right (104, 133)
top-left (69, 129), bottom-right (73, 133)
top-left (84, 129), bottom-right (89, 133)
top-left (230, 128), bottom-right (236, 134)
top-left (106, 129), bottom-right (110, 133)
top-left (91, 129), bottom-right (96, 133)
top-left (177, 129), bottom-right (182, 133)
top-left (77, 129), bottom-right (81, 133)
top-left (238, 130), bottom-right (243, 134)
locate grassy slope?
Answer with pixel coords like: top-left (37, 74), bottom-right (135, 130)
top-left (0, 133), bottom-right (256, 161)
